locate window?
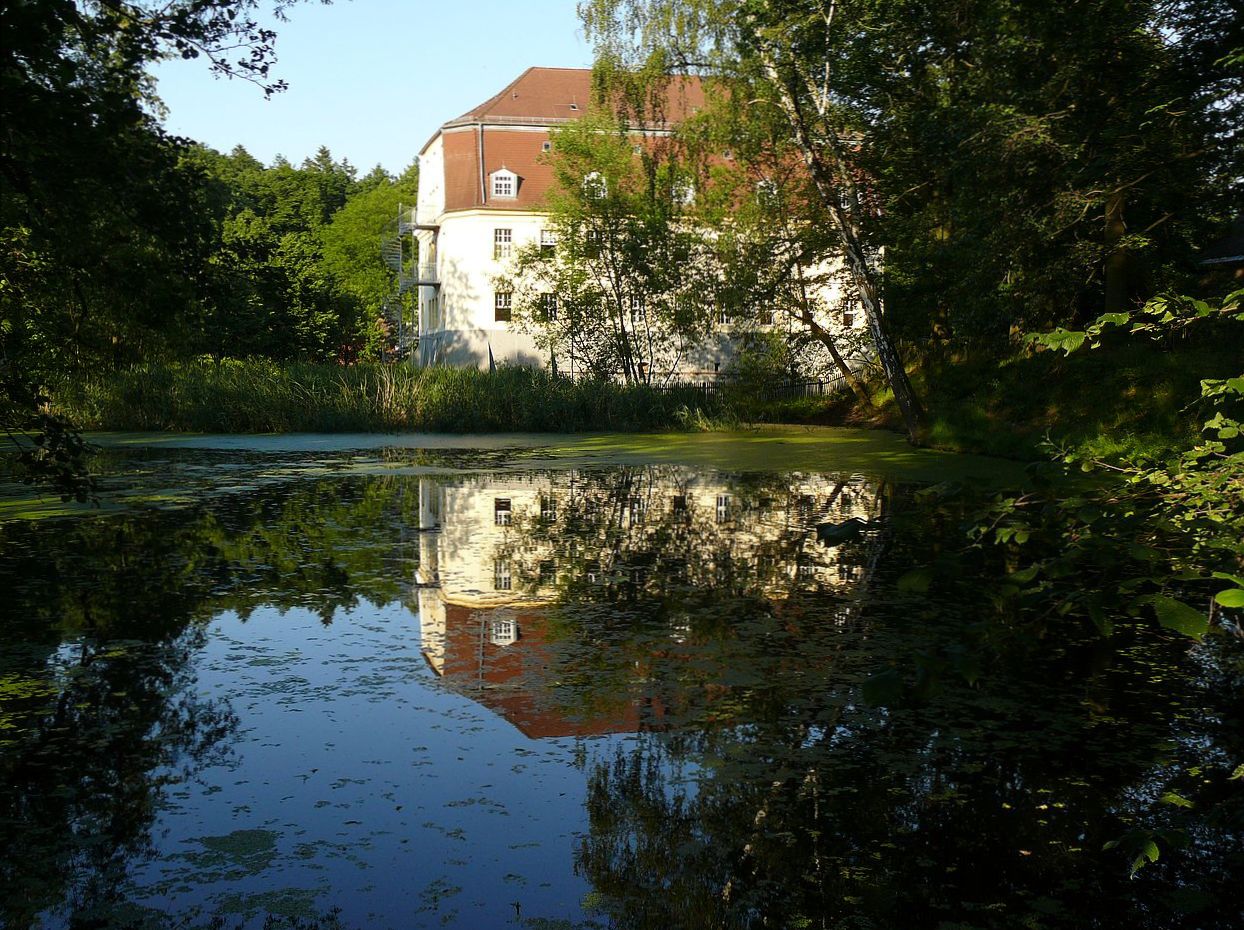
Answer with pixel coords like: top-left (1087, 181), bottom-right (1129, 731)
top-left (756, 178), bottom-right (780, 207)
top-left (540, 229), bottom-right (557, 254)
top-left (628, 294), bottom-right (644, 319)
top-left (673, 178), bottom-right (695, 206)
top-left (493, 560), bottom-right (512, 591)
top-left (757, 306), bottom-right (774, 326)
top-left (583, 171), bottom-right (607, 199)
top-left (491, 168), bottom-right (516, 198)
top-left (540, 293), bottom-right (558, 321)
top-left (716, 494), bottom-right (731, 523)
top-left (541, 140), bottom-right (552, 153)
top-left (489, 616), bottom-right (517, 645)
top-left (494, 498), bottom-right (512, 526)
top-left (584, 228), bottom-right (604, 258)
top-left (493, 228), bottom-right (512, 260)
top-left (842, 306), bottom-right (855, 327)
top-left (716, 307), bottom-right (730, 327)
top-left (494, 291), bottom-right (512, 323)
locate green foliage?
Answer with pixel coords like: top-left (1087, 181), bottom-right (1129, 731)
top-left (187, 146), bottom-right (417, 362)
top-left (965, 290), bottom-right (1243, 645)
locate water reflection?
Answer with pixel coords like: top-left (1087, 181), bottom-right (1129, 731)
top-left (415, 469), bottom-right (882, 739)
top-left (0, 461), bottom-right (1239, 929)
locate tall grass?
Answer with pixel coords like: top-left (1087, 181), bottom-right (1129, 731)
top-left (51, 359), bottom-right (747, 433)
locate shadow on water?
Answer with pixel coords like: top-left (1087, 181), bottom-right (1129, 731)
top-left (0, 450), bottom-right (1239, 928)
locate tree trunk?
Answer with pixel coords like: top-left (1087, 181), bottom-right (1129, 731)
top-left (791, 266), bottom-right (873, 408)
top-left (757, 51), bottom-right (924, 442)
top-left (1103, 190), bottom-right (1128, 314)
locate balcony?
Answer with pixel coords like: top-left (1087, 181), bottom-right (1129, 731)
top-left (416, 264), bottom-right (440, 287)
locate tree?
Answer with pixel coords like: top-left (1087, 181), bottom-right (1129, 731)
top-left (320, 161), bottom-right (420, 358)
top-left (507, 113), bottom-right (721, 383)
top-left (579, 1), bottom-right (1239, 439)
top-left (1, 1), bottom-right (325, 495)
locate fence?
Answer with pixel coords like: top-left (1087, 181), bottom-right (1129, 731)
top-left (650, 372), bottom-right (848, 401)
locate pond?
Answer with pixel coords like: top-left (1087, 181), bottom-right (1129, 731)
top-left (0, 430), bottom-right (1239, 929)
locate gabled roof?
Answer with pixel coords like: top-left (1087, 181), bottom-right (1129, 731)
top-left (441, 66), bottom-right (706, 131)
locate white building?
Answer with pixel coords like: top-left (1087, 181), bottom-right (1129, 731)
top-left (413, 67), bottom-right (863, 376)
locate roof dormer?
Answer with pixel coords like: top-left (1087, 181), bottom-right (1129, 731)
top-left (490, 167), bottom-right (518, 199)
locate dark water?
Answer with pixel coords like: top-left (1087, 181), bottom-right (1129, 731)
top-left (0, 452), bottom-right (1240, 929)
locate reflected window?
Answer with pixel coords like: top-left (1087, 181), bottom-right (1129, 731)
top-left (541, 496), bottom-right (557, 523)
top-left (671, 494), bottom-right (688, 518)
top-left (586, 560), bottom-right (601, 584)
top-left (716, 494), bottom-right (731, 523)
top-left (494, 498), bottom-right (512, 526)
top-left (494, 560), bottom-right (512, 590)
top-left (538, 560), bottom-right (556, 584)
top-left (629, 497), bottom-right (646, 525)
top-left (489, 616), bottom-right (517, 645)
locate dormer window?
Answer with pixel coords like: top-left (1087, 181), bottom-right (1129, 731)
top-left (491, 168), bottom-right (517, 199)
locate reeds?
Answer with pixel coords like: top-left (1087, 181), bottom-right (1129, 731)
top-left (51, 359), bottom-right (743, 434)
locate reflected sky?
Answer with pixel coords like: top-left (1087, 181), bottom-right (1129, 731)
top-left (0, 453), bottom-right (1239, 929)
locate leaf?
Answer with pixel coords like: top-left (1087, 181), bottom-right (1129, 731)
top-left (861, 669), bottom-right (903, 707)
top-left (1211, 572), bottom-right (1244, 587)
top-left (1009, 564), bottom-right (1039, 584)
top-left (1214, 588), bottom-right (1244, 608)
top-left (1148, 595), bottom-right (1210, 641)
top-left (1130, 839), bottom-right (1160, 877)
top-left (1159, 792), bottom-right (1194, 809)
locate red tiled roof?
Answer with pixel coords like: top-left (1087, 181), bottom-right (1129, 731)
top-left (446, 66), bottom-right (705, 128)
top-left (430, 67), bottom-right (708, 214)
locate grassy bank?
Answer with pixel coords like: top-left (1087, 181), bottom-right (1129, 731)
top-left (50, 359), bottom-right (756, 433)
top-left (863, 334), bottom-right (1241, 461)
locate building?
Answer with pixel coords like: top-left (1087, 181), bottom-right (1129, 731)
top-left (412, 67), bottom-right (863, 375)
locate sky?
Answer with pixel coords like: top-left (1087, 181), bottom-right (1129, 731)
top-left (152, 0), bottom-right (592, 175)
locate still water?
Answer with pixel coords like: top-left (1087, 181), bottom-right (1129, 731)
top-left (0, 438), bottom-right (1239, 929)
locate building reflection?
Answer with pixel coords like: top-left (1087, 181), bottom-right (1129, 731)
top-left (415, 468), bottom-right (881, 738)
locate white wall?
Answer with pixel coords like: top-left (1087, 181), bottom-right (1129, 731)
top-left (414, 135), bottom-right (444, 225)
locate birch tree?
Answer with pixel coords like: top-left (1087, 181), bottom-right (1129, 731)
top-left (579, 0), bottom-right (926, 438)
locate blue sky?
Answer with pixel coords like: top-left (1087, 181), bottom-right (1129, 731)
top-left (152, 0), bottom-right (592, 174)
